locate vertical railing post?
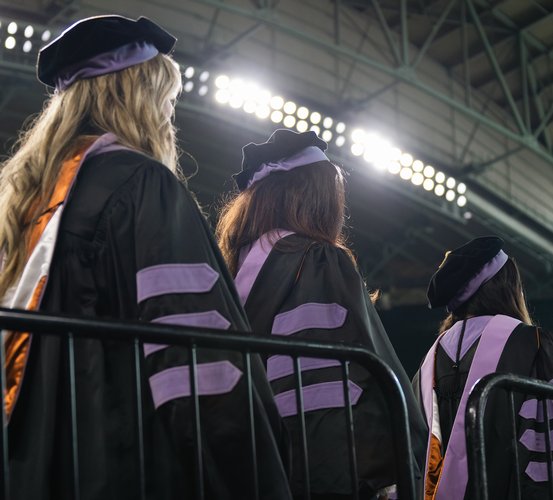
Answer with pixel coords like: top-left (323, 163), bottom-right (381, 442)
top-left (243, 352), bottom-right (259, 500)
top-left (133, 338), bottom-right (146, 500)
top-left (341, 360), bottom-right (359, 500)
top-left (543, 398), bottom-right (553, 499)
top-left (293, 357), bottom-right (310, 500)
top-left (508, 390), bottom-right (522, 500)
top-left (68, 333), bottom-right (80, 500)
top-left (189, 344), bottom-right (204, 500)
top-left (0, 331), bottom-right (9, 500)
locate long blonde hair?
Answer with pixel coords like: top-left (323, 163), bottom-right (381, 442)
top-left (0, 53), bottom-right (182, 299)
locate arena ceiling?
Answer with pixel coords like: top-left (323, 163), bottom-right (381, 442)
top-left (1, 0), bottom-right (553, 308)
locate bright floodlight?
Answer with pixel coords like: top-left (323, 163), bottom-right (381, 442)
top-left (255, 105), bottom-right (270, 119)
top-left (411, 172), bottom-right (424, 186)
top-left (435, 184), bottom-right (445, 196)
top-left (310, 112), bottom-right (321, 124)
top-left (336, 122), bottom-right (346, 134)
top-left (351, 143), bottom-right (364, 156)
top-left (23, 40), bottom-right (32, 53)
top-left (283, 115), bottom-right (296, 128)
top-left (296, 120), bottom-right (308, 132)
top-left (7, 22), bottom-right (17, 35)
top-left (412, 160), bottom-right (424, 172)
top-left (198, 85), bottom-right (208, 97)
top-left (423, 165), bottom-right (435, 178)
top-left (283, 101), bottom-right (297, 114)
top-left (270, 95), bottom-right (284, 110)
top-left (388, 161), bottom-right (401, 175)
top-left (24, 25), bottom-right (34, 38)
top-left (389, 147), bottom-right (401, 161)
top-left (243, 100), bottom-right (256, 113)
top-left (297, 106), bottom-right (309, 119)
top-left (41, 30), bottom-right (51, 42)
top-left (5, 37), bottom-right (16, 50)
top-left (310, 125), bottom-right (321, 135)
top-left (229, 95), bottom-right (244, 109)
top-left (199, 71), bottom-right (210, 82)
top-left (351, 128), bottom-right (366, 144)
top-left (335, 135), bottom-right (346, 147)
top-left (446, 177), bottom-right (456, 189)
top-left (215, 89), bottom-right (230, 104)
top-left (435, 171), bottom-right (445, 184)
top-left (446, 190), bottom-right (456, 202)
top-left (400, 153), bottom-right (413, 167)
top-left (457, 195), bottom-right (467, 207)
top-left (423, 178), bottom-right (434, 191)
top-left (184, 66), bottom-right (195, 79)
top-left (364, 134), bottom-right (392, 169)
top-left (322, 130), bottom-right (332, 142)
top-left (215, 75), bottom-right (230, 89)
top-left (184, 81), bottom-right (194, 93)
top-left (457, 183), bottom-right (467, 194)
top-left (271, 110), bottom-right (284, 123)
top-left (400, 167), bottom-right (413, 180)
top-left (323, 117), bottom-right (333, 129)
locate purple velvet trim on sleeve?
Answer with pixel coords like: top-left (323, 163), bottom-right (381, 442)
top-left (247, 146), bottom-right (329, 188)
top-left (55, 41), bottom-right (159, 91)
top-left (143, 311), bottom-right (231, 357)
top-left (525, 461), bottom-right (550, 482)
top-left (274, 380), bottom-right (362, 417)
top-left (149, 361), bottom-right (242, 409)
top-left (447, 250), bottom-right (508, 312)
top-left (136, 263), bottom-right (219, 303)
top-left (267, 355), bottom-right (341, 382)
top-left (519, 429), bottom-right (553, 452)
top-left (519, 398), bottom-right (553, 421)
top-left (271, 302), bottom-right (347, 336)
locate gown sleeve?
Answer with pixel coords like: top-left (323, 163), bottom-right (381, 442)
top-left (98, 161), bottom-right (291, 500)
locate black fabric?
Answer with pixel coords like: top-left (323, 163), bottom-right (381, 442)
top-left (233, 129), bottom-right (327, 190)
top-left (8, 150), bottom-right (292, 500)
top-left (37, 15), bottom-right (176, 87)
top-left (426, 236), bottom-right (504, 309)
top-left (243, 235), bottom-right (427, 497)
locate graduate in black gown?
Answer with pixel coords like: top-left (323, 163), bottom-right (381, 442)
top-left (412, 236), bottom-right (553, 500)
top-left (0, 16), bottom-right (291, 500)
top-left (216, 129), bottom-right (427, 499)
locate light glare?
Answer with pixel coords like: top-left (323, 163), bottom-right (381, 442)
top-left (215, 75), bottom-right (230, 89)
top-left (297, 106), bottom-right (309, 119)
top-left (323, 117), bottom-right (333, 129)
top-left (255, 105), bottom-right (270, 119)
top-left (184, 66), bottom-right (195, 79)
top-left (199, 71), bottom-right (210, 82)
top-left (400, 167), bottom-right (413, 180)
top-left (7, 22), bottom-right (17, 35)
top-left (41, 30), bottom-right (51, 42)
top-left (400, 153), bottom-right (413, 167)
top-left (435, 184), bottom-right (445, 196)
top-left (283, 115), bottom-right (296, 128)
top-left (351, 129), bottom-right (366, 144)
top-left (322, 130), bottom-right (333, 142)
top-left (4, 37), bottom-right (15, 50)
top-left (283, 101), bottom-right (297, 114)
top-left (271, 110), bottom-right (284, 123)
top-left (270, 95), bottom-right (284, 110)
top-left (446, 177), bottom-right (456, 189)
top-left (423, 179), bottom-right (434, 191)
top-left (215, 89), bottom-right (230, 103)
top-left (310, 112), bottom-right (321, 124)
top-left (24, 25), bottom-right (33, 38)
top-left (296, 120), bottom-right (308, 132)
top-left (457, 195), bottom-right (467, 207)
top-left (336, 122), bottom-right (346, 134)
top-left (310, 125), bottom-right (321, 135)
top-left (446, 190), bottom-right (456, 202)
top-left (457, 183), bottom-right (467, 194)
top-left (198, 85), bottom-right (208, 97)
top-left (388, 162), bottom-right (401, 175)
top-left (411, 172), bottom-right (424, 186)
top-left (351, 143), bottom-right (364, 156)
top-left (435, 172), bottom-right (446, 183)
top-left (23, 40), bottom-right (32, 53)
top-left (336, 136), bottom-right (346, 147)
top-left (412, 160), bottom-right (424, 172)
top-left (423, 165), bottom-right (435, 178)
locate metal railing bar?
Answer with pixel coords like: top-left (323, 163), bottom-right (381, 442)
top-left (68, 333), bottom-right (80, 500)
top-left (189, 344), bottom-right (204, 500)
top-left (293, 357), bottom-right (310, 500)
top-left (341, 360), bottom-right (359, 500)
top-left (133, 338), bottom-right (146, 500)
top-left (543, 398), bottom-right (553, 500)
top-left (508, 390), bottom-right (522, 500)
top-left (0, 331), bottom-right (9, 500)
top-left (243, 351), bottom-right (259, 500)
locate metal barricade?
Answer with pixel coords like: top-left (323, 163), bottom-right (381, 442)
top-left (0, 307), bottom-right (417, 500)
top-left (466, 373), bottom-right (553, 500)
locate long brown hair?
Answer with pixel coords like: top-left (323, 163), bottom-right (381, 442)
top-left (439, 257), bottom-right (533, 333)
top-left (0, 54), bottom-right (182, 300)
top-left (216, 161), bottom-right (352, 276)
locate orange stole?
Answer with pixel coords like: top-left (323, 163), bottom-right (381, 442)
top-left (425, 433), bottom-right (444, 500)
top-left (4, 149), bottom-right (86, 417)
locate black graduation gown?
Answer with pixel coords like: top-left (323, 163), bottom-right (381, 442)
top-left (8, 150), bottom-right (292, 500)
top-left (242, 234), bottom-right (427, 497)
top-left (412, 320), bottom-right (553, 500)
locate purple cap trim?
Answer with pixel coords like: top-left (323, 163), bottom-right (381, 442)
top-left (519, 429), bottom-right (553, 453)
top-left (271, 302), bottom-right (347, 337)
top-left (136, 263), bottom-right (219, 303)
top-left (439, 316), bottom-right (493, 362)
top-left (447, 250), bottom-right (508, 312)
top-left (520, 398), bottom-right (553, 421)
top-left (274, 380), bottom-right (362, 418)
top-left (247, 146), bottom-right (329, 188)
top-left (267, 355), bottom-right (341, 382)
top-left (526, 461), bottom-right (550, 482)
top-left (55, 41), bottom-right (159, 91)
top-left (149, 361), bottom-right (242, 409)
top-left (144, 311), bottom-right (231, 357)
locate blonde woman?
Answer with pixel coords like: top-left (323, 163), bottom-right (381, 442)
top-left (0, 16), bottom-right (291, 500)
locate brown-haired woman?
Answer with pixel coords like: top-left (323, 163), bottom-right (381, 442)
top-left (217, 129), bottom-right (427, 499)
top-left (413, 236), bottom-right (553, 500)
top-left (0, 16), bottom-right (291, 500)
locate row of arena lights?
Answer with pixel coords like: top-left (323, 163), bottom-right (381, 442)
top-left (0, 20), bottom-right (51, 52)
top-left (182, 67), bottom-right (467, 207)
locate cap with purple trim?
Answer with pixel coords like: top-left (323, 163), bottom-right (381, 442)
top-left (233, 129), bottom-right (329, 191)
top-left (427, 236), bottom-right (508, 312)
top-left (37, 15), bottom-right (176, 90)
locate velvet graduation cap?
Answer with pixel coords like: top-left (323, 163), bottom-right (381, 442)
top-left (233, 129), bottom-right (329, 191)
top-left (427, 236), bottom-right (509, 312)
top-left (37, 15), bottom-right (176, 90)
